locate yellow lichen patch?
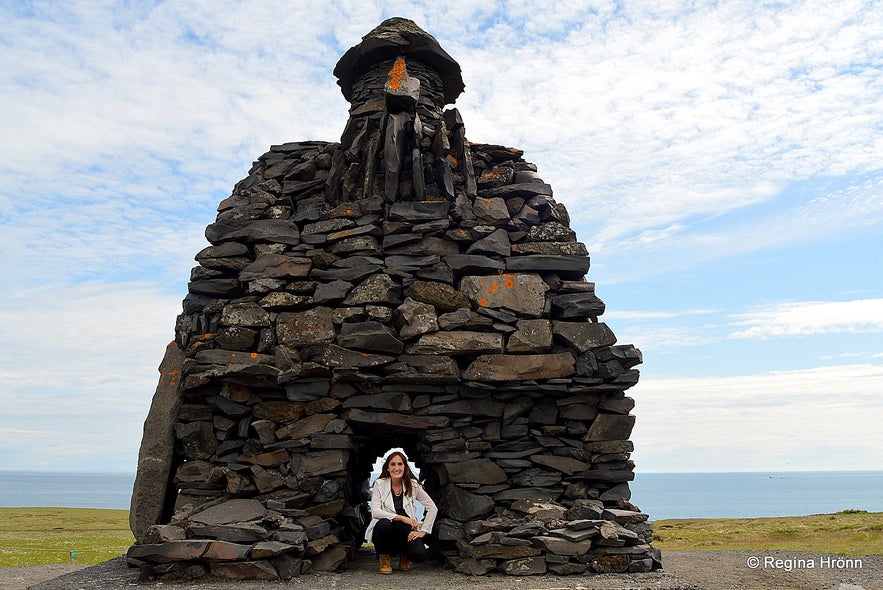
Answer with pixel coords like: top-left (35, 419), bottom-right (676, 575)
top-left (386, 57), bottom-right (408, 91)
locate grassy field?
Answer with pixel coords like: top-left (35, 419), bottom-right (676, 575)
top-left (653, 510), bottom-right (883, 555)
top-left (1, 508), bottom-right (881, 568)
top-left (0, 508), bottom-right (134, 567)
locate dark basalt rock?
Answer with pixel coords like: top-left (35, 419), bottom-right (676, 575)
top-left (129, 17), bottom-right (654, 583)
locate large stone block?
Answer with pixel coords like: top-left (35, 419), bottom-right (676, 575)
top-left (460, 273), bottom-right (548, 318)
top-left (584, 414), bottom-right (636, 442)
top-left (344, 408), bottom-right (450, 431)
top-left (343, 273), bottom-right (400, 305)
top-left (439, 485), bottom-right (495, 521)
top-left (441, 459), bottom-right (507, 485)
top-left (174, 421), bottom-right (217, 460)
top-left (505, 255), bottom-right (589, 277)
top-left (277, 308), bottom-right (335, 346)
top-left (205, 219), bottom-right (300, 246)
top-left (408, 331), bottom-right (503, 355)
top-left (551, 292), bottom-right (606, 319)
top-left (507, 319), bottom-right (552, 352)
top-left (533, 536), bottom-right (591, 557)
top-left (552, 321), bottom-right (617, 352)
top-left (463, 353), bottom-right (575, 382)
top-left (290, 450), bottom-right (349, 478)
top-left (130, 343), bottom-right (185, 542)
top-left (220, 302), bottom-right (271, 328)
top-left (393, 297), bottom-right (439, 339)
top-left (404, 280), bottom-right (469, 312)
top-left (128, 540), bottom-right (214, 563)
top-left (190, 499), bottom-right (267, 526)
top-left (337, 321), bottom-right (404, 353)
top-left (239, 254), bottom-right (311, 281)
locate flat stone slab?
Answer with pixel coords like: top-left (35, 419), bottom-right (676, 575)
top-left (189, 499), bottom-right (267, 526)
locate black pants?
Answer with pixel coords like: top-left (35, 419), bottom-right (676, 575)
top-left (372, 519), bottom-right (427, 561)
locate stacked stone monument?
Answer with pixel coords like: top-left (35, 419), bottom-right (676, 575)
top-left (128, 18), bottom-right (659, 581)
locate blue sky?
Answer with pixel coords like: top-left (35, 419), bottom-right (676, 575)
top-left (1, 1), bottom-right (881, 474)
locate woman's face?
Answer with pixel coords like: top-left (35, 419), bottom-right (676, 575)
top-left (387, 455), bottom-right (406, 479)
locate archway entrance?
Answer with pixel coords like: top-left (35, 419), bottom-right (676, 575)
top-left (343, 426), bottom-right (442, 560)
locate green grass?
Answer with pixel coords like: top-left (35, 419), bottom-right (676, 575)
top-left (2, 508), bottom-right (880, 568)
top-left (0, 508), bottom-right (134, 567)
top-left (653, 510), bottom-right (883, 555)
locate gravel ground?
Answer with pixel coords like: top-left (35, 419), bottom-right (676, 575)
top-left (664, 550), bottom-right (882, 590)
top-left (4, 550), bottom-right (880, 590)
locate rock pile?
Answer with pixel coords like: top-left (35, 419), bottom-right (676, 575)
top-left (128, 17), bottom-right (658, 582)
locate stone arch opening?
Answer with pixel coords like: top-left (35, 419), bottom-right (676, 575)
top-left (344, 426), bottom-right (441, 554)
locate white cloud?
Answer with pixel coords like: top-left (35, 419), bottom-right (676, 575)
top-left (1, 1), bottom-right (882, 473)
top-left (605, 309), bottom-right (719, 321)
top-left (632, 363), bottom-right (883, 471)
top-left (2, 0), bottom-right (882, 291)
top-left (0, 282), bottom-right (181, 470)
top-left (447, 0), bottom-right (883, 253)
top-left (730, 298), bottom-right (883, 339)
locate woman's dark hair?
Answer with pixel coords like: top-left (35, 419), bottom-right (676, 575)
top-left (379, 451), bottom-right (416, 497)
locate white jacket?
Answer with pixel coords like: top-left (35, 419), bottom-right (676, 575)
top-left (364, 477), bottom-right (438, 543)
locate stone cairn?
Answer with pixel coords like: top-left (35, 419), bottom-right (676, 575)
top-left (128, 18), bottom-right (659, 582)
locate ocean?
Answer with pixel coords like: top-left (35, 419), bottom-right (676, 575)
top-left (631, 471), bottom-right (883, 520)
top-left (0, 470), bottom-right (880, 520)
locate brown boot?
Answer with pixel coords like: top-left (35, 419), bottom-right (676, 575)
top-left (378, 554), bottom-right (393, 574)
top-left (398, 554), bottom-right (411, 572)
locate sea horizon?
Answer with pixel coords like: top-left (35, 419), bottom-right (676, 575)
top-left (6, 469), bottom-right (883, 478)
top-left (1, 469), bottom-right (881, 520)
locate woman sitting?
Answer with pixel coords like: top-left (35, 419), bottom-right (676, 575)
top-left (365, 451), bottom-right (438, 574)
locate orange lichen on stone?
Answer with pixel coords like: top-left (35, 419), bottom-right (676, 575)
top-left (478, 172), bottom-right (503, 183)
top-left (479, 299), bottom-right (488, 306)
top-left (250, 353), bottom-right (258, 359)
top-left (165, 369), bottom-right (181, 387)
top-left (447, 154), bottom-right (459, 167)
top-left (386, 57), bottom-right (408, 91)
